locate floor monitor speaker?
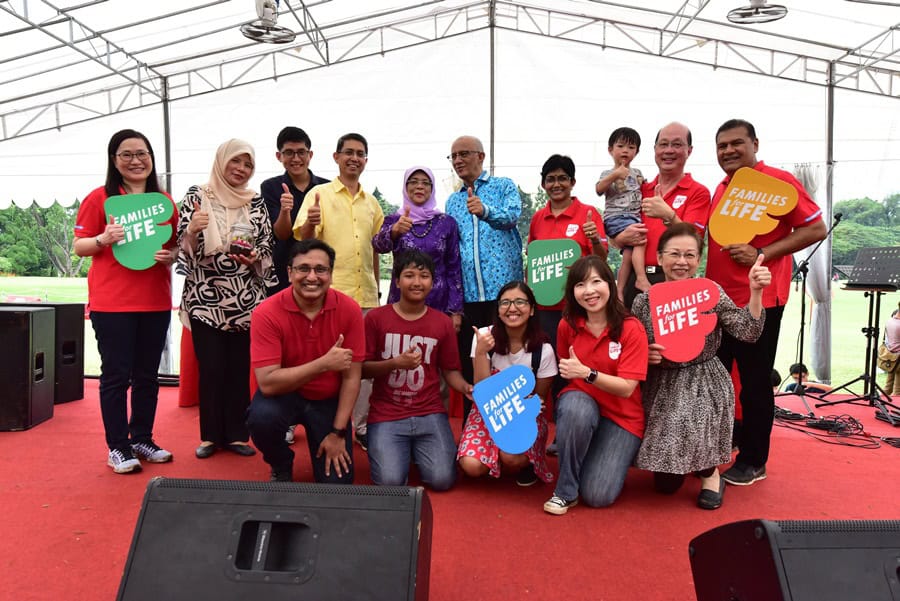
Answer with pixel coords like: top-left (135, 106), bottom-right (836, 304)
top-left (2, 302), bottom-right (85, 403)
top-left (0, 307), bottom-right (55, 430)
top-left (690, 519), bottom-right (900, 601)
top-left (117, 478), bottom-right (432, 601)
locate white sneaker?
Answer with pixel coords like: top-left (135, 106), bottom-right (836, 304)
top-left (543, 495), bottom-right (578, 515)
top-left (285, 425), bottom-right (296, 445)
top-left (108, 448), bottom-right (142, 474)
top-left (131, 440), bottom-right (173, 463)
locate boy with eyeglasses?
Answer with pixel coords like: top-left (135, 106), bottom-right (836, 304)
top-left (260, 127), bottom-right (329, 295)
top-left (246, 239), bottom-right (364, 483)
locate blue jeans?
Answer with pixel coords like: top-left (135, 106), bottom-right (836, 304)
top-left (367, 413), bottom-right (457, 491)
top-left (554, 390), bottom-right (641, 507)
top-left (91, 311), bottom-right (170, 451)
top-left (245, 391), bottom-right (354, 484)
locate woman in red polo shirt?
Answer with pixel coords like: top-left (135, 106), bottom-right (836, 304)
top-left (74, 129), bottom-right (178, 474)
top-left (543, 255), bottom-right (648, 515)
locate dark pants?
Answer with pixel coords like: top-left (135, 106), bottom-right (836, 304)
top-left (716, 305), bottom-right (785, 468)
top-left (190, 318), bottom-right (251, 445)
top-left (456, 300), bottom-right (496, 420)
top-left (537, 309), bottom-right (565, 406)
top-left (246, 391), bottom-right (354, 483)
top-left (91, 311), bottom-right (170, 451)
top-left (623, 266), bottom-right (666, 310)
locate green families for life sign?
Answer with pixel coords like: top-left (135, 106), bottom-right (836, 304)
top-left (527, 238), bottom-right (580, 306)
top-left (103, 193), bottom-right (174, 270)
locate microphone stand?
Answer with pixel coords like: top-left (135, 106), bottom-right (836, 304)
top-left (774, 213), bottom-right (842, 416)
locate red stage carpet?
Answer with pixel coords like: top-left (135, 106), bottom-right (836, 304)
top-left (1, 380), bottom-right (897, 601)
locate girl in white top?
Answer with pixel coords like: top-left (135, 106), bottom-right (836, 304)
top-left (457, 281), bottom-right (557, 486)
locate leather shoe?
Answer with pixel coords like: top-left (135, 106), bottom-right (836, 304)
top-left (697, 477), bottom-right (726, 510)
top-left (224, 443), bottom-right (256, 456)
top-left (195, 443), bottom-right (217, 459)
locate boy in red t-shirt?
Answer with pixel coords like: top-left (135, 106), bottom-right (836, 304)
top-left (363, 250), bottom-right (472, 490)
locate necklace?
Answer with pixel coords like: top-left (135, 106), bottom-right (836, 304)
top-left (409, 218), bottom-right (434, 238)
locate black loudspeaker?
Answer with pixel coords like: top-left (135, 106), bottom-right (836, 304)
top-left (117, 478), bottom-right (432, 601)
top-left (0, 307), bottom-right (55, 430)
top-left (690, 519), bottom-right (900, 601)
top-left (2, 302), bottom-right (85, 403)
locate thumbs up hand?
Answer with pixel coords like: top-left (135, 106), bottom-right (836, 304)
top-left (391, 205), bottom-right (413, 239)
top-left (748, 253), bottom-right (771, 290)
top-left (466, 186), bottom-right (484, 217)
top-left (103, 214), bottom-right (125, 244)
top-left (583, 209), bottom-right (599, 240)
top-left (559, 345), bottom-right (590, 381)
top-left (306, 193), bottom-right (322, 227)
top-left (394, 344), bottom-right (423, 370)
top-left (472, 325), bottom-right (495, 356)
top-left (280, 183), bottom-right (294, 213)
top-left (612, 158), bottom-right (630, 181)
top-left (321, 334), bottom-right (353, 372)
top-left (187, 199), bottom-right (209, 235)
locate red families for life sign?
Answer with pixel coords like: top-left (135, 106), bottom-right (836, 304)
top-left (649, 278), bottom-right (720, 363)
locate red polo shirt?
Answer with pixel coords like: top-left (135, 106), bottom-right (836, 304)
top-left (640, 174), bottom-right (711, 266)
top-left (557, 315), bottom-right (648, 438)
top-left (250, 287), bottom-right (365, 400)
top-left (706, 161), bottom-right (823, 308)
top-left (528, 196), bottom-right (608, 310)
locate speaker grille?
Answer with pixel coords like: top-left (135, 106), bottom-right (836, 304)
top-left (776, 519), bottom-right (900, 534)
top-left (152, 477), bottom-right (416, 497)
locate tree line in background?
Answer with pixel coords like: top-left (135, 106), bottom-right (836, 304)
top-left (1, 192), bottom-right (897, 277)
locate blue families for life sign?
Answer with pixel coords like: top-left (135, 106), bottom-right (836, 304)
top-left (472, 365), bottom-right (540, 454)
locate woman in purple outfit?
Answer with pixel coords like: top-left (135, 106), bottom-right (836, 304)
top-left (372, 166), bottom-right (464, 330)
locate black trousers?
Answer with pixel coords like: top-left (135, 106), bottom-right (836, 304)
top-left (716, 304), bottom-right (785, 468)
top-left (456, 301), bottom-right (496, 421)
top-left (190, 318), bottom-right (251, 445)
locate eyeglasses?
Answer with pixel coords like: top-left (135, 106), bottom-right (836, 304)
top-left (406, 178), bottom-right (433, 188)
top-left (656, 141), bottom-right (687, 150)
top-left (290, 265), bottom-right (331, 275)
top-left (338, 149), bottom-right (367, 159)
top-left (447, 150), bottom-right (479, 161)
top-left (116, 150), bottom-right (151, 162)
top-left (661, 251), bottom-right (699, 261)
top-left (280, 149), bottom-right (309, 159)
top-left (498, 298), bottom-right (530, 308)
top-left (544, 175), bottom-right (571, 185)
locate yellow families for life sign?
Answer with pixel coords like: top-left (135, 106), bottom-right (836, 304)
top-left (708, 167), bottom-right (798, 246)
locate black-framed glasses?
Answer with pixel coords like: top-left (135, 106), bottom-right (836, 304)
top-left (116, 150), bottom-right (151, 162)
top-left (498, 298), bottom-right (530, 308)
top-left (290, 265), bottom-right (331, 275)
top-left (447, 150), bottom-right (479, 161)
top-left (338, 149), bottom-right (367, 159)
top-left (280, 149), bottom-right (309, 159)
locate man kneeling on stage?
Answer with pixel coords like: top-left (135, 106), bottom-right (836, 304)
top-left (246, 239), bottom-right (364, 483)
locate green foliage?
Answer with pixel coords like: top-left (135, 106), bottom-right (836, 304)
top-left (831, 221), bottom-right (898, 265)
top-left (0, 202), bottom-right (88, 277)
top-left (372, 187), bottom-right (400, 280)
top-left (834, 197), bottom-right (892, 227)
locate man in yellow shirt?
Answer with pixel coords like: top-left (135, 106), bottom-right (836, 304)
top-left (295, 132), bottom-right (384, 448)
top-left (295, 132), bottom-right (383, 306)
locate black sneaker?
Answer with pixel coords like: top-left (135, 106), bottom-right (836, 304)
top-left (270, 467), bottom-right (293, 482)
top-left (543, 495), bottom-right (578, 515)
top-left (721, 463), bottom-right (766, 486)
top-left (131, 440), bottom-right (173, 463)
top-left (516, 464), bottom-right (538, 487)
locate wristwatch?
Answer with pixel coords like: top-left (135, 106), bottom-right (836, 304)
top-left (95, 235), bottom-right (105, 247)
top-left (584, 369), bottom-right (598, 384)
top-left (329, 427), bottom-right (348, 438)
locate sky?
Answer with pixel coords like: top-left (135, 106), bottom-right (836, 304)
top-left (1, 20), bottom-right (898, 212)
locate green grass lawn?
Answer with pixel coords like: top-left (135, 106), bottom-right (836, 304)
top-left (1, 276), bottom-right (893, 392)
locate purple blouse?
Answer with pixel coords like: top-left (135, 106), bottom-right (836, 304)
top-left (372, 212), bottom-right (464, 314)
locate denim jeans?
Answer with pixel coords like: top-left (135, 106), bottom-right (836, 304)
top-left (91, 311), bottom-right (170, 451)
top-left (245, 391), bottom-right (354, 484)
top-left (554, 390), bottom-right (641, 507)
top-left (367, 413), bottom-right (457, 491)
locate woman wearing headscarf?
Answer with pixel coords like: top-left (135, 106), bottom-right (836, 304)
top-left (372, 166), bottom-right (463, 329)
top-left (177, 139), bottom-right (276, 459)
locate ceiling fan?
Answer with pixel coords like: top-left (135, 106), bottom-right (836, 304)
top-left (727, 0), bottom-right (788, 24)
top-left (240, 0), bottom-right (297, 44)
